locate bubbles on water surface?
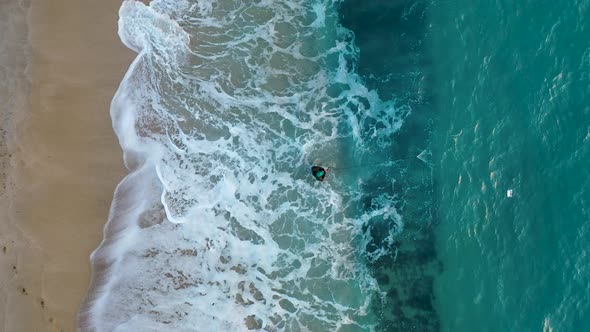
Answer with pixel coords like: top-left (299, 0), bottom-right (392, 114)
top-left (83, 0), bottom-right (410, 330)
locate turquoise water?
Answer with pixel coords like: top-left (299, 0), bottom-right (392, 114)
top-left (343, 0), bottom-right (589, 331)
top-left (429, 0), bottom-right (590, 331)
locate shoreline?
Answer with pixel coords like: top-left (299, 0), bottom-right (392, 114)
top-left (1, 0), bottom-right (134, 330)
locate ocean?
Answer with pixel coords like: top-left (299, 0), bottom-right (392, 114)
top-left (430, 0), bottom-right (590, 331)
top-left (79, 0), bottom-right (590, 331)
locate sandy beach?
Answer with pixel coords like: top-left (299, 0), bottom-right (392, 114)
top-left (0, 0), bottom-right (134, 331)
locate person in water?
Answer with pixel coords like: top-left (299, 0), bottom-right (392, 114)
top-left (311, 166), bottom-right (328, 181)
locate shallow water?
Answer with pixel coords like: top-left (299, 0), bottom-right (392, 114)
top-left (82, 1), bottom-right (410, 331)
top-left (81, 0), bottom-right (590, 330)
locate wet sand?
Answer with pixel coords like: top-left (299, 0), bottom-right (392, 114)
top-left (0, 0), bottom-right (134, 330)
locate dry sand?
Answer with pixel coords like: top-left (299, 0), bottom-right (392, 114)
top-left (0, 0), bottom-right (134, 331)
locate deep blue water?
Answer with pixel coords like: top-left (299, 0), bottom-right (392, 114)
top-left (340, 1), bottom-right (438, 331)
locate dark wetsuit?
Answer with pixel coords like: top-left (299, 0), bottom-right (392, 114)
top-left (311, 166), bottom-right (327, 181)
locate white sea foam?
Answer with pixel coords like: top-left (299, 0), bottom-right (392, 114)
top-left (80, 0), bottom-right (406, 330)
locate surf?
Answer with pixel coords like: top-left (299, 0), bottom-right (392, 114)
top-left (80, 1), bottom-right (407, 330)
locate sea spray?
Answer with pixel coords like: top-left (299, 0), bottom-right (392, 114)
top-left (80, 0), bottom-right (408, 330)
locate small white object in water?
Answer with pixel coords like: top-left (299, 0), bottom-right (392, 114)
top-left (507, 189), bottom-right (513, 197)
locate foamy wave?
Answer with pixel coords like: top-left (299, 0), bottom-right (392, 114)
top-left (80, 0), bottom-right (406, 330)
